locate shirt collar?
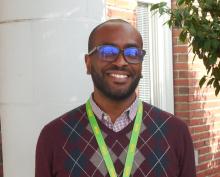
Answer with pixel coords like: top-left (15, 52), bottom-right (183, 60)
top-left (89, 95), bottom-right (139, 123)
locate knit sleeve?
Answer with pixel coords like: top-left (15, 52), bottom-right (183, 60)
top-left (35, 125), bottom-right (53, 177)
top-left (178, 122), bottom-right (196, 177)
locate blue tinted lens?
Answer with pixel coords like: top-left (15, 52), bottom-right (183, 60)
top-left (124, 47), bottom-right (139, 57)
top-left (99, 45), bottom-right (119, 57)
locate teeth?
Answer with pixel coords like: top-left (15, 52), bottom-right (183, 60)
top-left (110, 74), bottom-right (128, 78)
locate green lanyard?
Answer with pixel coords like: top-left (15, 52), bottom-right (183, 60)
top-left (86, 99), bottom-right (143, 177)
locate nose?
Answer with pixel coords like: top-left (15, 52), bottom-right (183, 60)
top-left (112, 52), bottom-right (128, 67)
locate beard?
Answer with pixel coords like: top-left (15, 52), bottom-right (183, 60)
top-left (90, 65), bottom-right (141, 101)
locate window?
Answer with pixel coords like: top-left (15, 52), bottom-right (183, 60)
top-left (137, 3), bottom-right (151, 104)
top-left (137, 0), bottom-right (174, 113)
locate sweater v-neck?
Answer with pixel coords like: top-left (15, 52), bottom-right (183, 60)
top-left (95, 114), bottom-right (136, 137)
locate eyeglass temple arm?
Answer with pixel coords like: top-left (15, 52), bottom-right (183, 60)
top-left (88, 47), bottom-right (97, 55)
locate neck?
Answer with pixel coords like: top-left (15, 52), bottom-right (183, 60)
top-left (92, 90), bottom-right (136, 123)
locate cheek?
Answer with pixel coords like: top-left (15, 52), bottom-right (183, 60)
top-left (139, 65), bottom-right (142, 74)
top-left (91, 62), bottom-right (102, 76)
top-left (131, 64), bottom-right (142, 76)
top-left (91, 60), bottom-right (109, 74)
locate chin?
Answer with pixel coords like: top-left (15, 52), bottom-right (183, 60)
top-left (103, 89), bottom-right (135, 101)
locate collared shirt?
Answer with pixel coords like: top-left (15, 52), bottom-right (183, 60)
top-left (90, 96), bottom-right (138, 132)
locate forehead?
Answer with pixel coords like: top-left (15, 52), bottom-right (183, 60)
top-left (92, 22), bottom-right (142, 48)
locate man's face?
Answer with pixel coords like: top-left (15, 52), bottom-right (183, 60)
top-left (85, 22), bottom-right (143, 101)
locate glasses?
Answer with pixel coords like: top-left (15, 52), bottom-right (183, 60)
top-left (88, 45), bottom-right (146, 64)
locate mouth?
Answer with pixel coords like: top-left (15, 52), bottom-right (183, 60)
top-left (106, 70), bottom-right (130, 84)
top-left (109, 73), bottom-right (128, 79)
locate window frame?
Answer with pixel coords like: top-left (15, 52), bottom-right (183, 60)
top-left (137, 0), bottom-right (174, 113)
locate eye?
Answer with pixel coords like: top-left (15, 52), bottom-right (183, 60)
top-left (99, 45), bottom-right (119, 57)
top-left (124, 47), bottom-right (139, 57)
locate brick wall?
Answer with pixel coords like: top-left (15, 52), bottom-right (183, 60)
top-left (173, 28), bottom-right (220, 177)
top-left (107, 0), bottom-right (220, 176)
top-left (171, 0), bottom-right (220, 176)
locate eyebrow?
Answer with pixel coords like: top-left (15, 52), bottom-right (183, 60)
top-left (98, 42), bottom-right (140, 48)
top-left (124, 43), bottom-right (140, 48)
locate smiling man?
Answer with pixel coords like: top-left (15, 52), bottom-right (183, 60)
top-left (35, 19), bottom-right (196, 177)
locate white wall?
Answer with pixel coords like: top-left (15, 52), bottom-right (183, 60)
top-left (0, 1), bottom-right (105, 177)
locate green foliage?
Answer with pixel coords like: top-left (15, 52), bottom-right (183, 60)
top-left (151, 0), bottom-right (220, 96)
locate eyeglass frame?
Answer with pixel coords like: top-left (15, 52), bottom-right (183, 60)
top-left (87, 44), bottom-right (146, 64)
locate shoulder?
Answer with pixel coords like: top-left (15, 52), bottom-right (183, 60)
top-left (39, 104), bottom-right (87, 139)
top-left (141, 101), bottom-right (193, 152)
top-left (142, 101), bottom-right (189, 133)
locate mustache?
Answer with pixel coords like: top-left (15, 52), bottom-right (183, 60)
top-left (105, 65), bottom-right (130, 72)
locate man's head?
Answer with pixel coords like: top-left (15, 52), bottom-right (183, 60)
top-left (85, 19), bottom-right (145, 101)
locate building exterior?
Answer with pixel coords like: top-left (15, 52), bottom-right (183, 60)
top-left (105, 0), bottom-right (220, 176)
top-left (0, 0), bottom-right (220, 177)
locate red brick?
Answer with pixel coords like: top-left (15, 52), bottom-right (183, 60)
top-left (187, 94), bottom-right (218, 102)
top-left (199, 152), bottom-right (220, 163)
top-left (178, 54), bottom-right (189, 62)
top-left (189, 110), bottom-right (212, 118)
top-left (190, 118), bottom-right (207, 125)
top-left (188, 93), bottom-right (204, 101)
top-left (173, 71), bottom-right (179, 79)
top-left (188, 86), bottom-right (203, 95)
top-left (174, 103), bottom-right (189, 111)
top-left (192, 132), bottom-right (210, 142)
top-left (179, 71), bottom-right (198, 78)
top-left (178, 71), bottom-right (189, 78)
top-left (189, 102), bottom-right (205, 110)
top-left (172, 28), bottom-right (181, 37)
top-left (198, 146), bottom-right (212, 155)
top-left (196, 162), bottom-right (209, 172)
top-left (174, 87), bottom-right (179, 95)
top-left (174, 78), bottom-right (199, 87)
top-left (173, 45), bottom-right (188, 53)
top-left (173, 54), bottom-right (178, 62)
top-left (172, 37), bottom-right (178, 45)
top-left (188, 78), bottom-right (200, 86)
top-left (174, 111), bottom-right (189, 118)
top-left (198, 145), bottom-right (220, 155)
top-left (190, 101), bottom-right (220, 110)
top-left (193, 140), bottom-right (207, 149)
top-left (173, 63), bottom-right (188, 70)
top-left (174, 95), bottom-right (188, 102)
top-left (191, 124), bottom-right (210, 133)
top-left (197, 161), bottom-right (220, 176)
top-left (191, 119), bottom-right (220, 128)
top-left (190, 110), bottom-right (220, 119)
top-left (178, 87), bottom-right (189, 94)
top-left (173, 79), bottom-right (188, 86)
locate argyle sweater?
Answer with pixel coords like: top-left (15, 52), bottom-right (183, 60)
top-left (35, 102), bottom-right (196, 177)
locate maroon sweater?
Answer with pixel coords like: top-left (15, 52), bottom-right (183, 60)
top-left (35, 102), bottom-right (196, 177)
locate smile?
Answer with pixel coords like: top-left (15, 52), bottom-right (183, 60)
top-left (110, 73), bottom-right (128, 78)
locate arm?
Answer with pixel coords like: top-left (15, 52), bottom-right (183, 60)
top-left (35, 126), bottom-right (53, 177)
top-left (178, 123), bottom-right (196, 177)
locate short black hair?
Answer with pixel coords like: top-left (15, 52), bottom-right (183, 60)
top-left (88, 19), bottom-right (132, 52)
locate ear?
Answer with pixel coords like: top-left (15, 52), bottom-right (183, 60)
top-left (85, 54), bottom-right (91, 75)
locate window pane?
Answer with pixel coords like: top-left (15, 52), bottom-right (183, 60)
top-left (137, 3), bottom-right (151, 103)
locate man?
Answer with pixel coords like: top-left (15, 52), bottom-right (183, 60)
top-left (35, 19), bottom-right (196, 177)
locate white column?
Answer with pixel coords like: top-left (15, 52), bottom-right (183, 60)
top-left (0, 1), bottom-right (105, 177)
